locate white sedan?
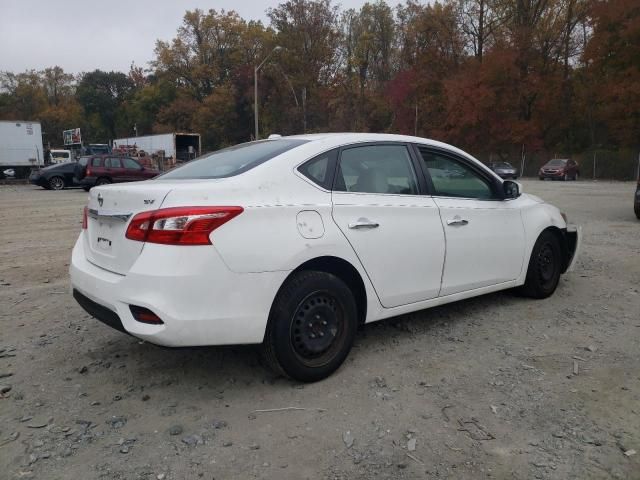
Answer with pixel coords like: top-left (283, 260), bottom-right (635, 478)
top-left (70, 133), bottom-right (580, 382)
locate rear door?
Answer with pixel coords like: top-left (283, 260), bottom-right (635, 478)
top-left (104, 157), bottom-right (124, 181)
top-left (416, 146), bottom-right (526, 296)
top-left (331, 143), bottom-right (445, 308)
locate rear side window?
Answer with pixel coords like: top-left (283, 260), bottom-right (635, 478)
top-left (158, 139), bottom-right (308, 180)
top-left (105, 158), bottom-right (121, 168)
top-left (78, 157), bottom-right (89, 166)
top-left (91, 157), bottom-right (102, 167)
top-left (298, 149), bottom-right (337, 189)
top-left (335, 145), bottom-right (419, 195)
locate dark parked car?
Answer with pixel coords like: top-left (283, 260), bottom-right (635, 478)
top-left (634, 179), bottom-right (640, 219)
top-left (489, 162), bottom-right (518, 179)
top-left (539, 158), bottom-right (579, 181)
top-left (29, 162), bottom-right (82, 190)
top-left (75, 155), bottom-right (160, 190)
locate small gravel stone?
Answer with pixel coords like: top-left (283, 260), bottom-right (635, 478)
top-left (181, 434), bottom-right (203, 446)
top-left (168, 425), bottom-right (183, 436)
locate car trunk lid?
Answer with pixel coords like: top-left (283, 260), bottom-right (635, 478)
top-left (83, 183), bottom-right (173, 275)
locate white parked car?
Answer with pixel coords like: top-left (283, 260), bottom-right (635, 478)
top-left (70, 133), bottom-right (581, 381)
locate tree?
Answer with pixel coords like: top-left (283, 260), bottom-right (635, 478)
top-left (76, 70), bottom-right (134, 140)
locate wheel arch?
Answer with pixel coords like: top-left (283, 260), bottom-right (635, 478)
top-left (272, 256), bottom-right (368, 326)
top-left (526, 226), bottom-right (570, 276)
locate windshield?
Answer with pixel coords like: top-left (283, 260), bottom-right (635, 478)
top-left (158, 139), bottom-right (308, 180)
top-left (547, 159), bottom-right (567, 167)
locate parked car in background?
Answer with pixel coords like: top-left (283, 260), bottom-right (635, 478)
top-left (489, 162), bottom-right (518, 179)
top-left (29, 162), bottom-right (82, 190)
top-left (539, 159), bottom-right (579, 181)
top-left (74, 155), bottom-right (160, 191)
top-left (70, 133), bottom-right (581, 382)
top-left (634, 178), bottom-right (640, 219)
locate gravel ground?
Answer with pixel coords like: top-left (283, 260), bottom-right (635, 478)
top-left (0, 180), bottom-right (638, 480)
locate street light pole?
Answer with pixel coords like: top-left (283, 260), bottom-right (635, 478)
top-left (254, 46), bottom-right (282, 140)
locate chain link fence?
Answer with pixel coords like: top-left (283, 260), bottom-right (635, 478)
top-left (479, 148), bottom-right (640, 181)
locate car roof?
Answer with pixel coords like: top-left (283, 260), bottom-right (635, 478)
top-left (276, 132), bottom-right (477, 161)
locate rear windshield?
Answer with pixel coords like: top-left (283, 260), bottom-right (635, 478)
top-left (158, 139), bottom-right (308, 179)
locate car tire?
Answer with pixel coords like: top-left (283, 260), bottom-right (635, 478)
top-left (48, 176), bottom-right (65, 190)
top-left (574, 173), bottom-right (579, 181)
top-left (82, 186), bottom-right (91, 192)
top-left (519, 230), bottom-right (562, 299)
top-left (562, 173), bottom-right (568, 181)
top-left (262, 270), bottom-right (358, 382)
top-left (635, 202), bottom-right (640, 220)
top-left (95, 177), bottom-right (111, 186)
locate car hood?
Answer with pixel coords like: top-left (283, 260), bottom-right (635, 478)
top-left (522, 193), bottom-right (545, 204)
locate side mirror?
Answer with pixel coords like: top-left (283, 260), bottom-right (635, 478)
top-left (503, 180), bottom-right (521, 199)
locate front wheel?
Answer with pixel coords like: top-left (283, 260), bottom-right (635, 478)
top-left (563, 173), bottom-right (568, 181)
top-left (262, 271), bottom-right (358, 382)
top-left (519, 231), bottom-right (562, 299)
top-left (573, 172), bottom-right (579, 181)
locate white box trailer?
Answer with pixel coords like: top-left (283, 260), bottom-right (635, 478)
top-left (112, 133), bottom-right (201, 163)
top-left (0, 121), bottom-right (44, 176)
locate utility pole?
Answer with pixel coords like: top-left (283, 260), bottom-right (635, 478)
top-left (254, 46), bottom-right (282, 140)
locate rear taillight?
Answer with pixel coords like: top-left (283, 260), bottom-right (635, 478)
top-left (82, 206), bottom-right (88, 229)
top-left (86, 167), bottom-right (92, 177)
top-left (125, 206), bottom-right (243, 245)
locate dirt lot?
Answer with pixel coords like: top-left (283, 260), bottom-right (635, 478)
top-left (0, 180), bottom-right (638, 480)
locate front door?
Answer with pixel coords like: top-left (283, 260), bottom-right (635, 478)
top-left (417, 147), bottom-right (526, 296)
top-left (331, 143), bottom-right (445, 308)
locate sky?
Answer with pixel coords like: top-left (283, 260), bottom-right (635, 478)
top-left (0, 0), bottom-right (373, 74)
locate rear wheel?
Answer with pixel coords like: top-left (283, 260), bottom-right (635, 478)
top-left (519, 231), bottom-right (562, 299)
top-left (82, 186), bottom-right (91, 192)
top-left (95, 177), bottom-right (111, 186)
top-left (48, 176), bottom-right (65, 190)
top-left (262, 271), bottom-right (358, 382)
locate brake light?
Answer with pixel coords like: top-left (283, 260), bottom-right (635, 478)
top-left (86, 167), bottom-right (92, 177)
top-left (125, 206), bottom-right (243, 245)
top-left (82, 206), bottom-right (88, 229)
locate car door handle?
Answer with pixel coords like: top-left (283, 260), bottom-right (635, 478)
top-left (348, 218), bottom-right (380, 229)
top-left (446, 217), bottom-right (469, 226)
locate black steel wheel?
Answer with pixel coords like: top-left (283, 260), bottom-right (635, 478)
top-left (262, 271), bottom-right (358, 382)
top-left (519, 231), bottom-right (562, 299)
top-left (48, 176), bottom-right (65, 190)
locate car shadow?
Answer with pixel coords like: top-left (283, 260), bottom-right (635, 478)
top-left (87, 289), bottom-right (520, 390)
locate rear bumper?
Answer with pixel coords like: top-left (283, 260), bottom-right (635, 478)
top-left (69, 235), bottom-right (289, 347)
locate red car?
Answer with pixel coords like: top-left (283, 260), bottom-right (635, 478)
top-left (75, 155), bottom-right (160, 190)
top-left (539, 158), bottom-right (579, 181)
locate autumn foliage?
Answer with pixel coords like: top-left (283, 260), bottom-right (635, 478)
top-left (0, 0), bottom-right (638, 170)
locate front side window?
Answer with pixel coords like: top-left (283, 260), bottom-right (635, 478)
top-left (335, 145), bottom-right (418, 195)
top-left (420, 150), bottom-right (494, 199)
top-left (159, 139), bottom-right (308, 180)
top-left (122, 158), bottom-right (140, 169)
